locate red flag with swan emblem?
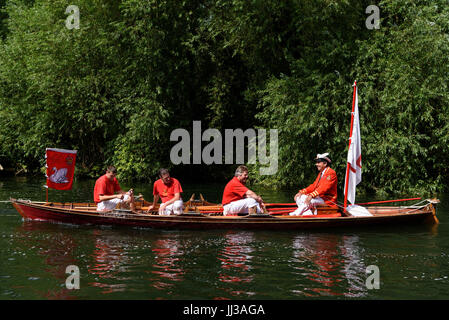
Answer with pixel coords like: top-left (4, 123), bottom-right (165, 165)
top-left (45, 148), bottom-right (77, 190)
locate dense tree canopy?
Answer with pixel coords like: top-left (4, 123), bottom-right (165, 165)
top-left (0, 0), bottom-right (448, 197)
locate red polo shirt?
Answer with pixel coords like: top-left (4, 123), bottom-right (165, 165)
top-left (222, 177), bottom-right (249, 205)
top-left (153, 178), bottom-right (183, 203)
top-left (94, 174), bottom-right (121, 203)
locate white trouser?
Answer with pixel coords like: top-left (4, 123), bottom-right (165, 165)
top-left (97, 194), bottom-right (130, 211)
top-left (289, 194), bottom-right (325, 216)
top-left (223, 198), bottom-right (262, 216)
top-left (159, 200), bottom-right (184, 215)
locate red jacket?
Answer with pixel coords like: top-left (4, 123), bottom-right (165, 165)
top-left (300, 167), bottom-right (338, 206)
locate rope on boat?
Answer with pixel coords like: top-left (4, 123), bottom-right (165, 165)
top-left (400, 199), bottom-right (436, 214)
top-left (327, 198), bottom-right (435, 216)
top-left (402, 199), bottom-right (429, 208)
top-left (385, 199), bottom-right (437, 215)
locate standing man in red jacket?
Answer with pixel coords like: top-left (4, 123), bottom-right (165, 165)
top-left (290, 153), bottom-right (337, 216)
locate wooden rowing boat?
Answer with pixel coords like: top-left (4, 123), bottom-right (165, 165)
top-left (10, 194), bottom-right (439, 230)
top-left (12, 85), bottom-right (438, 230)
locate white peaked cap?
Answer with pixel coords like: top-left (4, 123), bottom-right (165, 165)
top-left (315, 153), bottom-right (331, 163)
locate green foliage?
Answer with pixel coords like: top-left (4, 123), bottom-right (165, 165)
top-left (0, 0), bottom-right (7, 39)
top-left (0, 0), bottom-right (448, 197)
top-left (352, 0), bottom-right (449, 195)
top-left (253, 0), bottom-right (449, 196)
top-left (0, 0), bottom-right (128, 174)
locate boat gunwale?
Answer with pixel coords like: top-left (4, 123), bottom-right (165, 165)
top-left (10, 198), bottom-right (435, 223)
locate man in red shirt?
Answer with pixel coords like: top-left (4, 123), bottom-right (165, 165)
top-left (148, 168), bottom-right (184, 215)
top-left (222, 165), bottom-right (266, 216)
top-left (290, 153), bottom-right (338, 216)
top-left (94, 166), bottom-right (135, 212)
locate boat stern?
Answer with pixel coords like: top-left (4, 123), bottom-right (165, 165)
top-left (10, 198), bottom-right (28, 219)
top-left (426, 199), bottom-right (440, 224)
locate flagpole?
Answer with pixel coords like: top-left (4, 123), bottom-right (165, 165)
top-left (344, 80), bottom-right (357, 211)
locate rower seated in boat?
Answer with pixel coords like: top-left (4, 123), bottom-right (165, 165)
top-left (290, 153), bottom-right (337, 216)
top-left (94, 166), bottom-right (135, 212)
top-left (147, 168), bottom-right (184, 215)
top-left (222, 165), bottom-right (266, 216)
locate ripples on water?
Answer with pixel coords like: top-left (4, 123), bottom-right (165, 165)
top-left (1, 177), bottom-right (449, 299)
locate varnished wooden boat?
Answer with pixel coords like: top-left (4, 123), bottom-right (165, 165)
top-left (10, 194), bottom-right (439, 230)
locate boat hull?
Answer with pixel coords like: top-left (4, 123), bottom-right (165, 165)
top-left (10, 199), bottom-right (438, 230)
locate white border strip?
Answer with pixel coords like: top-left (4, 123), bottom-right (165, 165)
top-left (46, 148), bottom-right (77, 154)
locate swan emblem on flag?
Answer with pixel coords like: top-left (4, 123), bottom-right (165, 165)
top-left (49, 167), bottom-right (69, 184)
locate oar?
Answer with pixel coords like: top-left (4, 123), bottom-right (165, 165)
top-left (355, 197), bottom-right (421, 206)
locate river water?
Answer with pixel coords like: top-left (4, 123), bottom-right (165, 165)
top-left (1, 176), bottom-right (448, 300)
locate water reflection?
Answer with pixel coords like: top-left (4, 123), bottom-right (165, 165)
top-left (15, 222), bottom-right (141, 297)
top-left (217, 231), bottom-right (255, 297)
top-left (149, 237), bottom-right (185, 291)
top-left (15, 221), bottom-right (79, 299)
top-left (13, 220), bottom-right (192, 298)
top-left (87, 230), bottom-right (131, 294)
top-left (13, 221), bottom-right (370, 299)
top-left (340, 235), bottom-right (369, 297)
top-left (292, 234), bottom-right (367, 297)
